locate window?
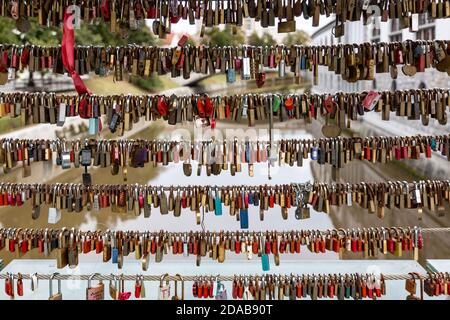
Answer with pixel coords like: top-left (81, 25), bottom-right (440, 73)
top-left (391, 19), bottom-right (400, 32)
top-left (418, 13), bottom-right (434, 25)
top-left (390, 33), bottom-right (402, 42)
top-left (372, 27), bottom-right (380, 38)
top-left (416, 26), bottom-right (435, 40)
top-left (372, 25), bottom-right (380, 43)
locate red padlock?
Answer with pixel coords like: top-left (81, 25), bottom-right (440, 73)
top-left (235, 239), bottom-right (241, 254)
top-left (192, 280), bottom-right (198, 298)
top-left (209, 281), bottom-right (214, 298)
top-left (296, 281), bottom-right (302, 298)
top-left (188, 240), bottom-right (193, 255)
top-left (181, 191), bottom-right (187, 208)
top-left (252, 239), bottom-right (258, 255)
top-left (172, 240), bottom-right (178, 254)
top-left (272, 237), bottom-right (278, 255)
top-left (394, 47), bottom-right (404, 64)
top-left (203, 282), bottom-right (210, 299)
top-left (232, 280), bottom-right (237, 299)
top-left (225, 103), bottom-right (231, 119)
top-left (150, 239), bottom-right (157, 254)
top-left (9, 238), bottom-right (15, 252)
top-left (361, 284), bottom-right (367, 298)
top-left (401, 145), bottom-right (409, 159)
top-left (134, 280), bottom-right (141, 298)
top-left (197, 281), bottom-right (204, 298)
top-left (17, 148), bottom-right (22, 161)
top-left (426, 144), bottom-right (432, 158)
top-left (387, 237), bottom-right (395, 253)
top-left (95, 238), bottom-right (103, 254)
top-left (16, 193), bottom-right (23, 206)
top-left (5, 276), bottom-right (13, 297)
top-left (269, 194), bottom-right (274, 208)
top-left (265, 239), bottom-right (271, 254)
top-left (328, 281), bottom-right (334, 298)
top-left (314, 238), bottom-right (320, 253)
top-left (357, 238), bottom-right (363, 252)
top-left (320, 238), bottom-right (326, 253)
top-left (367, 285), bottom-right (373, 299)
top-left (17, 275), bottom-right (23, 296)
top-left (332, 237), bottom-right (340, 252)
top-left (417, 53), bottom-right (425, 72)
top-left (178, 239), bottom-right (183, 254)
top-left (395, 147), bottom-right (401, 160)
top-left (295, 239), bottom-right (301, 254)
top-left (237, 281), bottom-right (244, 299)
top-left (20, 240), bottom-right (28, 253)
top-left (351, 238), bottom-right (357, 252)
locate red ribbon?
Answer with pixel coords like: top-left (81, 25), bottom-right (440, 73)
top-left (62, 12), bottom-right (91, 97)
top-left (62, 11), bottom-right (102, 131)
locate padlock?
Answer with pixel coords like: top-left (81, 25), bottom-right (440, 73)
top-left (48, 273), bottom-right (63, 300)
top-left (86, 273), bottom-right (104, 300)
top-left (109, 274), bottom-right (119, 300)
top-left (172, 274), bottom-right (184, 300)
top-left (117, 275), bottom-right (131, 300)
top-left (158, 273), bottom-right (171, 300)
top-left (215, 280), bottom-right (228, 300)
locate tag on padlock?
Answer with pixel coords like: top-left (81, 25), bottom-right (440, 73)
top-left (194, 116), bottom-right (210, 128)
top-left (362, 91), bottom-right (381, 111)
top-left (362, 0), bottom-right (370, 10)
top-left (57, 103), bottom-right (66, 126)
top-left (81, 149), bottom-right (92, 166)
top-left (89, 117), bottom-right (99, 135)
top-left (48, 207), bottom-right (61, 224)
top-left (61, 152), bottom-right (71, 169)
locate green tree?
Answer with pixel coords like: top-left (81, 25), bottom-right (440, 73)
top-left (0, 17), bottom-right (62, 45)
top-left (75, 21), bottom-right (157, 46)
top-left (202, 25), bottom-right (245, 46)
top-left (282, 30), bottom-right (311, 46)
top-left (247, 31), bottom-right (276, 46)
top-left (0, 17), bottom-right (157, 46)
top-left (0, 17), bottom-right (161, 90)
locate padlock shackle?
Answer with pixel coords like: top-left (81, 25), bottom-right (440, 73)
top-left (49, 272), bottom-right (61, 296)
top-left (88, 272), bottom-right (101, 287)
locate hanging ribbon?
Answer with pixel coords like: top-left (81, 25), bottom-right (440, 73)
top-left (62, 11), bottom-right (102, 131)
top-left (62, 11), bottom-right (91, 97)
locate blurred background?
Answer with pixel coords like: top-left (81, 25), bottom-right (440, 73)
top-left (0, 14), bottom-right (450, 274)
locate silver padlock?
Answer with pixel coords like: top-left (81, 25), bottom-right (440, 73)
top-left (48, 273), bottom-right (63, 300)
top-left (241, 48), bottom-right (251, 80)
top-left (278, 50), bottom-right (285, 78)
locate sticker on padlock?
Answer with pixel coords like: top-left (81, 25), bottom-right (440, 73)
top-left (86, 273), bottom-right (105, 300)
top-left (362, 91), bottom-right (381, 111)
top-left (158, 273), bottom-right (171, 300)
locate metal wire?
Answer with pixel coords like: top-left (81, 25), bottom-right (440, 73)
top-left (0, 180), bottom-right (449, 193)
top-left (0, 273), bottom-right (436, 282)
top-left (0, 226), bottom-right (447, 237)
top-left (3, 133), bottom-right (448, 146)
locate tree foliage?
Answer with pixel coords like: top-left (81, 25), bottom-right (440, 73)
top-left (247, 31), bottom-right (276, 46)
top-left (0, 17), bottom-right (156, 46)
top-left (282, 30), bottom-right (311, 46)
top-left (0, 17), bottom-right (61, 45)
top-left (202, 25), bottom-right (245, 46)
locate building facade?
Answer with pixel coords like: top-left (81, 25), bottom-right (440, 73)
top-left (310, 15), bottom-right (450, 93)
